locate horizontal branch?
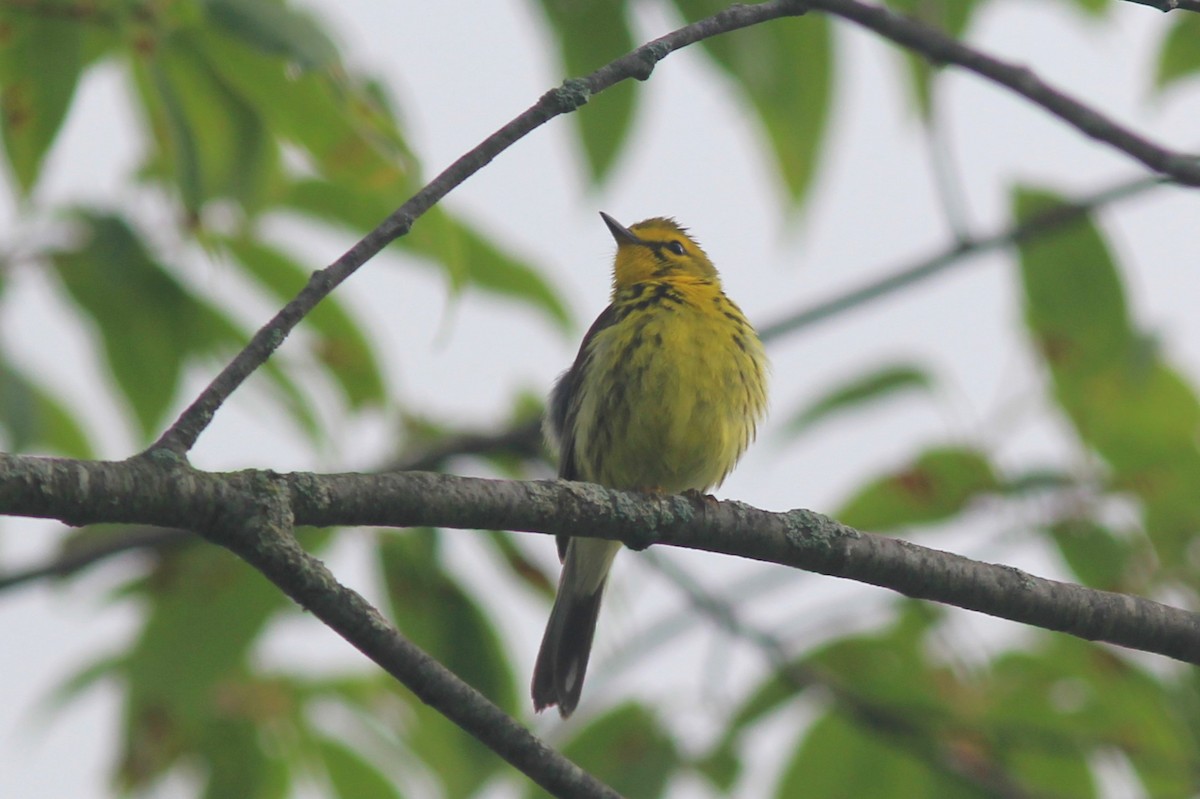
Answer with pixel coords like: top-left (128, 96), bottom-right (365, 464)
top-left (3, 453), bottom-right (1198, 667)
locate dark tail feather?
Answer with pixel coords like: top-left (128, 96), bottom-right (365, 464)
top-left (531, 579), bottom-right (607, 718)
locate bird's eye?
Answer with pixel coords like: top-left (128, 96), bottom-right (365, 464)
top-left (665, 241), bottom-right (686, 256)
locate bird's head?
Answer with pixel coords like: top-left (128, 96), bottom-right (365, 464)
top-left (601, 212), bottom-right (719, 291)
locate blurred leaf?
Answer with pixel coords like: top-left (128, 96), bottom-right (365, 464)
top-left (378, 529), bottom-right (512, 796)
top-left (194, 27), bottom-right (413, 190)
top-left (50, 212), bottom-right (319, 439)
top-left (0, 358), bottom-right (92, 456)
top-left (222, 236), bottom-right (386, 408)
top-left (134, 30), bottom-right (275, 214)
top-left (530, 703), bottom-right (679, 799)
top-left (836, 447), bottom-right (998, 532)
top-left (1047, 519), bottom-right (1137, 591)
top-left (1067, 0), bottom-right (1110, 14)
top-left (202, 0), bottom-right (338, 70)
top-left (998, 467), bottom-right (1075, 496)
top-left (0, 10), bottom-right (82, 193)
top-left (118, 546), bottom-right (290, 788)
top-left (405, 207), bottom-right (571, 329)
top-left (986, 637), bottom-right (1187, 797)
top-left (317, 736), bottom-right (402, 799)
top-left (883, 0), bottom-right (978, 117)
top-left (775, 712), bottom-right (984, 799)
top-left (784, 363), bottom-right (933, 437)
top-left (200, 716), bottom-right (290, 799)
top-left (537, 0), bottom-right (636, 182)
top-left (285, 180), bottom-right (571, 329)
top-left (694, 741), bottom-right (740, 793)
top-left (1014, 187), bottom-right (1200, 564)
top-left (1156, 13), bottom-right (1200, 91)
top-left (1014, 188), bottom-right (1132, 379)
top-left (675, 3), bottom-right (833, 204)
top-left (706, 604), bottom-right (942, 790)
top-left (379, 530), bottom-right (516, 709)
top-left (51, 213), bottom-right (189, 435)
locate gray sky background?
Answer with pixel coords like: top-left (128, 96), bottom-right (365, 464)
top-left (2, 1), bottom-right (1198, 797)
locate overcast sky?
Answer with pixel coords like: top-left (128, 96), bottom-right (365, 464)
top-left (2, 2), bottom-right (1198, 797)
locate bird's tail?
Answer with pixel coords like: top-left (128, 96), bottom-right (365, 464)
top-left (531, 538), bottom-right (621, 717)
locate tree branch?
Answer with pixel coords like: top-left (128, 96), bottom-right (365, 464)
top-left (757, 174), bottom-right (1165, 341)
top-left (647, 554), bottom-right (1043, 799)
top-left (201, 472), bottom-right (620, 799)
top-left (3, 453), bottom-right (1198, 667)
top-left (0, 174), bottom-right (1163, 596)
top-left (810, 0), bottom-right (1200, 185)
top-left (147, 0), bottom-right (811, 458)
top-left (1120, 0), bottom-right (1200, 11)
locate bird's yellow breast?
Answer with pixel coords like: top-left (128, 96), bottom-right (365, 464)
top-left (570, 277), bottom-right (767, 492)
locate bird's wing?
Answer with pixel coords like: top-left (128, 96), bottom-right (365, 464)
top-left (546, 302), bottom-right (619, 562)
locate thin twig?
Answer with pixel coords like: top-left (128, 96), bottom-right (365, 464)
top-left (647, 554), bottom-right (1044, 799)
top-left (0, 526), bottom-right (190, 591)
top-left (147, 0), bottom-right (812, 458)
top-left (757, 174), bottom-right (1165, 341)
top-left (810, 0), bottom-right (1200, 184)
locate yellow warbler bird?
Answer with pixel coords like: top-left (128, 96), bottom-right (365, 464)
top-left (532, 212), bottom-right (768, 717)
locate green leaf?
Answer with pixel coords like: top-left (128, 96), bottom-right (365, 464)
top-left (193, 27), bottom-right (413, 189)
top-left (317, 736), bottom-right (403, 799)
top-left (883, 0), bottom-right (978, 117)
top-left (998, 467), bottom-right (1075, 496)
top-left (133, 30), bottom-right (275, 213)
top-left (117, 547), bottom-right (290, 788)
top-left (835, 446), bottom-right (998, 532)
top-left (1047, 519), bottom-right (1137, 591)
top-left (379, 530), bottom-right (516, 710)
top-left (0, 359), bottom-right (92, 456)
top-left (775, 712), bottom-right (982, 799)
top-left (202, 0), bottom-right (338, 70)
top-left (784, 363), bottom-right (933, 436)
top-left (675, 3), bottom-right (833, 204)
top-left (1013, 188), bottom-right (1132, 379)
top-left (537, 0), bottom-right (636, 182)
top-left (405, 207), bottom-right (571, 330)
top-left (222, 236), bottom-right (386, 408)
top-left (0, 10), bottom-right (83, 193)
top-left (51, 214), bottom-right (190, 435)
top-left (200, 716), bottom-right (290, 799)
top-left (1156, 13), bottom-right (1200, 91)
top-left (49, 211), bottom-right (322, 440)
top-left (987, 637), bottom-right (1187, 798)
top-left (284, 181), bottom-right (571, 330)
top-left (378, 530), bottom-right (513, 796)
top-left (529, 703), bottom-right (679, 799)
top-left (1013, 187), bottom-right (1200, 563)
top-left (1066, 0), bottom-right (1110, 15)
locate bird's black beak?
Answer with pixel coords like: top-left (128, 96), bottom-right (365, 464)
top-left (600, 212), bottom-right (641, 246)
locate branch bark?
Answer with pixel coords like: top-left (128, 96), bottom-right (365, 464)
top-left (4, 453), bottom-right (1198, 667)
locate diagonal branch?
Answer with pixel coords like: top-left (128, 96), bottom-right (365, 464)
top-left (810, 0), bottom-right (1200, 185)
top-left (3, 453), bottom-right (1198, 667)
top-left (147, 0), bottom-right (812, 458)
top-left (205, 473), bottom-right (620, 799)
top-left (647, 554), bottom-right (1044, 799)
top-left (758, 174), bottom-right (1165, 340)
